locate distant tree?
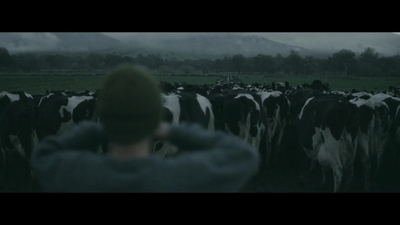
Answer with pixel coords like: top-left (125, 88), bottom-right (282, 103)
top-left (331, 49), bottom-right (357, 76)
top-left (231, 54), bottom-right (246, 74)
top-left (0, 47), bottom-right (14, 71)
top-left (44, 54), bottom-right (69, 70)
top-left (274, 54), bottom-right (286, 73)
top-left (121, 56), bottom-right (135, 65)
top-left (358, 48), bottom-right (381, 77)
top-left (222, 56), bottom-right (232, 72)
top-left (254, 54), bottom-right (276, 74)
top-left (241, 58), bottom-right (255, 74)
top-left (359, 47), bottom-right (379, 63)
top-left (285, 50), bottom-right (304, 75)
top-left (180, 65), bottom-right (195, 74)
top-left (212, 59), bottom-right (223, 73)
top-left (158, 65), bottom-right (174, 73)
top-left (145, 54), bottom-right (164, 69)
top-left (197, 58), bottom-right (213, 74)
top-left (12, 54), bottom-right (41, 72)
top-left (165, 57), bottom-right (181, 70)
top-left (379, 55), bottom-right (400, 77)
top-left (86, 53), bottom-right (105, 70)
top-left (136, 54), bottom-right (146, 66)
top-left (104, 54), bottom-right (123, 69)
top-left (303, 56), bottom-right (318, 75)
top-left (309, 57), bottom-right (324, 74)
top-left (183, 59), bottom-right (197, 69)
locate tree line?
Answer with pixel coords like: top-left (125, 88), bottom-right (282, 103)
top-left (0, 46), bottom-right (399, 77)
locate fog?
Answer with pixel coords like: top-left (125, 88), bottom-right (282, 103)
top-left (103, 32), bottom-right (400, 41)
top-left (0, 33), bottom-right (61, 53)
top-left (102, 32), bottom-right (400, 56)
top-left (1, 32), bottom-right (399, 56)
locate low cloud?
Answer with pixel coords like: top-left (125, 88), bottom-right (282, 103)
top-left (2, 33), bottom-right (61, 53)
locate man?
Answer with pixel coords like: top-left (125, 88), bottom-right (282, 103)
top-left (30, 64), bottom-right (260, 192)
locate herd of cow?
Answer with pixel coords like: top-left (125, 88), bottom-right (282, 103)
top-left (1, 75), bottom-right (400, 192)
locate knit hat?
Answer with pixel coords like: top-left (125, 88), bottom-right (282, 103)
top-left (95, 64), bottom-right (162, 144)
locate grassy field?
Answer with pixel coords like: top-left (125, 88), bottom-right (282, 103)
top-left (0, 74), bottom-right (398, 95)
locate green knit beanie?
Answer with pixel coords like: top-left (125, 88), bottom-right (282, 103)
top-left (96, 64), bottom-right (162, 144)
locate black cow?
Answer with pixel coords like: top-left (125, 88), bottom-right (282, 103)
top-left (297, 94), bottom-right (359, 192)
top-left (302, 80), bottom-right (330, 93)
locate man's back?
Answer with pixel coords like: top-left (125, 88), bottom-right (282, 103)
top-left (30, 121), bottom-right (260, 192)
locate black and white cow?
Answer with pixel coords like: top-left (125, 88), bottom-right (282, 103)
top-left (0, 91), bottom-right (42, 158)
top-left (153, 92), bottom-right (215, 157)
top-left (257, 91), bottom-right (290, 166)
top-left (388, 86), bottom-right (400, 97)
top-left (297, 94), bottom-right (359, 192)
top-left (0, 91), bottom-right (41, 178)
top-left (303, 80), bottom-right (330, 93)
top-left (346, 92), bottom-right (390, 191)
top-left (368, 94), bottom-right (400, 189)
top-left (37, 93), bottom-right (97, 138)
top-left (271, 82), bottom-right (290, 94)
top-left (211, 90), bottom-right (268, 167)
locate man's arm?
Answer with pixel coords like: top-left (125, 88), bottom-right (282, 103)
top-left (150, 123), bottom-right (261, 192)
top-left (32, 121), bottom-right (106, 158)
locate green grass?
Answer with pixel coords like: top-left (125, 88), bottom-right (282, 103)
top-left (0, 75), bottom-right (106, 95)
top-left (0, 74), bottom-right (398, 95)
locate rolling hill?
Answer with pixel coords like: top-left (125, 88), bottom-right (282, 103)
top-left (1, 32), bottom-right (399, 59)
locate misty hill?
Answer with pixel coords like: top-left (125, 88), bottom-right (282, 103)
top-left (121, 33), bottom-right (317, 58)
top-left (256, 32), bottom-right (400, 57)
top-left (0, 32), bottom-right (319, 59)
top-left (0, 32), bottom-right (124, 53)
top-left (107, 32), bottom-right (400, 58)
top-left (1, 32), bottom-right (399, 59)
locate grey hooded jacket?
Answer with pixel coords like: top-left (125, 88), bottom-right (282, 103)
top-left (30, 121), bottom-right (260, 192)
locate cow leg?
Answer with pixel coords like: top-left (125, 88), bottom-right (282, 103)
top-left (297, 145), bottom-right (316, 187)
top-left (361, 155), bottom-right (371, 192)
top-left (273, 126), bottom-right (286, 167)
top-left (357, 133), bottom-right (371, 192)
top-left (320, 164), bottom-right (331, 191)
top-left (341, 133), bottom-right (357, 193)
top-left (1, 148), bottom-right (6, 178)
top-left (297, 158), bottom-right (317, 188)
top-left (373, 144), bottom-right (386, 190)
top-left (343, 165), bottom-right (354, 192)
top-left (272, 145), bottom-right (280, 167)
top-left (318, 143), bottom-right (332, 191)
top-left (320, 130), bottom-right (343, 193)
top-left (331, 164), bottom-right (344, 193)
top-left (264, 141), bottom-right (272, 168)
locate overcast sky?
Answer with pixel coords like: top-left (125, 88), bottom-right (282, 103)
top-left (102, 32), bottom-right (400, 43)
